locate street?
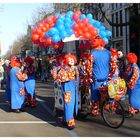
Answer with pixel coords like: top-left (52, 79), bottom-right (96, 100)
top-left (0, 80), bottom-right (140, 137)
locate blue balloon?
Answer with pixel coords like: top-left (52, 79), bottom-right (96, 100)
top-left (94, 21), bottom-right (101, 28)
top-left (87, 13), bottom-right (93, 19)
top-left (89, 19), bottom-right (96, 25)
top-left (57, 24), bottom-right (65, 31)
top-left (106, 30), bottom-right (112, 37)
top-left (99, 30), bottom-right (106, 38)
top-left (58, 15), bottom-right (65, 21)
top-left (99, 26), bottom-right (106, 31)
top-left (60, 31), bottom-right (68, 39)
top-left (55, 19), bottom-right (64, 26)
top-left (80, 14), bottom-right (86, 20)
top-left (66, 29), bottom-right (74, 36)
top-left (64, 18), bottom-right (72, 24)
top-left (52, 35), bottom-right (61, 43)
top-left (49, 28), bottom-right (59, 36)
top-left (103, 37), bottom-right (109, 44)
top-left (66, 11), bottom-right (73, 19)
top-left (64, 23), bottom-right (71, 29)
top-left (45, 32), bottom-right (50, 38)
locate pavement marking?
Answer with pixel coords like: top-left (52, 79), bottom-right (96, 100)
top-left (36, 97), bottom-right (79, 137)
top-left (0, 89), bottom-right (5, 92)
top-left (0, 121), bottom-right (56, 124)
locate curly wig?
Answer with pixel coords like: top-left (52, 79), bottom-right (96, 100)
top-left (64, 54), bottom-right (77, 66)
top-left (110, 48), bottom-right (118, 57)
top-left (126, 53), bottom-right (138, 64)
top-left (91, 37), bottom-right (105, 49)
top-left (10, 56), bottom-right (21, 68)
top-left (24, 57), bottom-right (34, 65)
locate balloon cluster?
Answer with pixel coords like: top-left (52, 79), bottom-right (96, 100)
top-left (31, 15), bottom-right (64, 50)
top-left (31, 10), bottom-right (112, 50)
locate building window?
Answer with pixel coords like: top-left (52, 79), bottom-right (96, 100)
top-left (112, 3), bottom-right (114, 10)
top-left (116, 12), bottom-right (119, 37)
top-left (112, 14), bottom-right (114, 38)
top-left (120, 10), bottom-right (123, 36)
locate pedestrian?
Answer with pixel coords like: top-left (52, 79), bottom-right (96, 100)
top-left (125, 53), bottom-right (140, 115)
top-left (56, 54), bottom-right (79, 130)
top-left (0, 59), bottom-right (4, 89)
top-left (5, 60), bottom-right (11, 111)
top-left (24, 57), bottom-right (36, 107)
top-left (90, 37), bottom-right (111, 116)
top-left (10, 56), bottom-right (28, 113)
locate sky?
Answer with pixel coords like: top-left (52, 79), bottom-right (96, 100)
top-left (0, 3), bottom-right (47, 55)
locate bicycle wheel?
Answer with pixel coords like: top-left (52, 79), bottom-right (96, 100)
top-left (101, 100), bottom-right (125, 128)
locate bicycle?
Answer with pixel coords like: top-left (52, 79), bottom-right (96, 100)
top-left (79, 83), bottom-right (126, 129)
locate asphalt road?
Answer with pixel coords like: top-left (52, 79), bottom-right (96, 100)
top-left (0, 80), bottom-right (140, 137)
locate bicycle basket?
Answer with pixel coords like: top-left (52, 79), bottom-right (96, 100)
top-left (108, 77), bottom-right (127, 100)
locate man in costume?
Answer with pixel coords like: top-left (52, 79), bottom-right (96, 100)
top-left (90, 37), bottom-right (111, 116)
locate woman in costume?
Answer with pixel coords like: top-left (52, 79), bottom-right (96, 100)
top-left (90, 37), bottom-right (111, 116)
top-left (56, 54), bottom-right (79, 130)
top-left (10, 56), bottom-right (28, 113)
top-left (24, 57), bottom-right (36, 107)
top-left (125, 53), bottom-right (140, 115)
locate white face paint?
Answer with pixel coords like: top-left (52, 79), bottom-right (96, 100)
top-left (118, 51), bottom-right (123, 58)
top-left (68, 58), bottom-right (74, 66)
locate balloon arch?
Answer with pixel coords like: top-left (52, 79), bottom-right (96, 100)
top-left (31, 10), bottom-right (112, 51)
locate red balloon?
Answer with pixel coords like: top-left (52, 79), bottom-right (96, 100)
top-left (78, 22), bottom-right (85, 29)
top-left (36, 23), bottom-right (43, 28)
top-left (77, 29), bottom-right (83, 36)
top-left (72, 24), bottom-right (79, 31)
top-left (32, 29), bottom-right (38, 34)
top-left (53, 44), bottom-right (59, 50)
top-left (73, 13), bottom-right (80, 21)
top-left (45, 37), bottom-right (52, 45)
top-left (43, 23), bottom-right (50, 32)
top-left (36, 29), bottom-right (43, 36)
top-left (82, 18), bottom-right (89, 24)
top-left (45, 17), bottom-right (54, 25)
top-left (75, 32), bottom-right (80, 38)
top-left (53, 15), bottom-right (58, 23)
top-left (84, 32), bottom-right (92, 39)
top-left (31, 34), bottom-right (39, 41)
top-left (82, 27), bottom-right (89, 33)
top-left (90, 28), bottom-right (98, 37)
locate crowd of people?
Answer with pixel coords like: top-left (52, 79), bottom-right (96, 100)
top-left (0, 37), bottom-right (139, 130)
top-left (50, 37), bottom-right (140, 130)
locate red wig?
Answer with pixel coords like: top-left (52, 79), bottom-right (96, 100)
top-left (10, 56), bottom-right (21, 68)
top-left (91, 37), bottom-right (105, 49)
top-left (110, 48), bottom-right (118, 57)
top-left (64, 54), bottom-right (77, 66)
top-left (126, 53), bottom-right (138, 64)
top-left (24, 57), bottom-right (34, 65)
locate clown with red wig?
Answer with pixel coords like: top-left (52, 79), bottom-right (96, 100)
top-left (56, 54), bottom-right (79, 130)
top-left (10, 56), bottom-right (28, 113)
top-left (90, 37), bottom-right (111, 116)
top-left (24, 57), bottom-right (36, 107)
top-left (125, 53), bottom-right (140, 115)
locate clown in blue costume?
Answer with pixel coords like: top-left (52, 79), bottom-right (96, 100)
top-left (125, 53), bottom-right (140, 115)
top-left (10, 56), bottom-right (28, 113)
top-left (90, 37), bottom-right (111, 116)
top-left (24, 57), bottom-right (36, 107)
top-left (54, 54), bottom-right (79, 130)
